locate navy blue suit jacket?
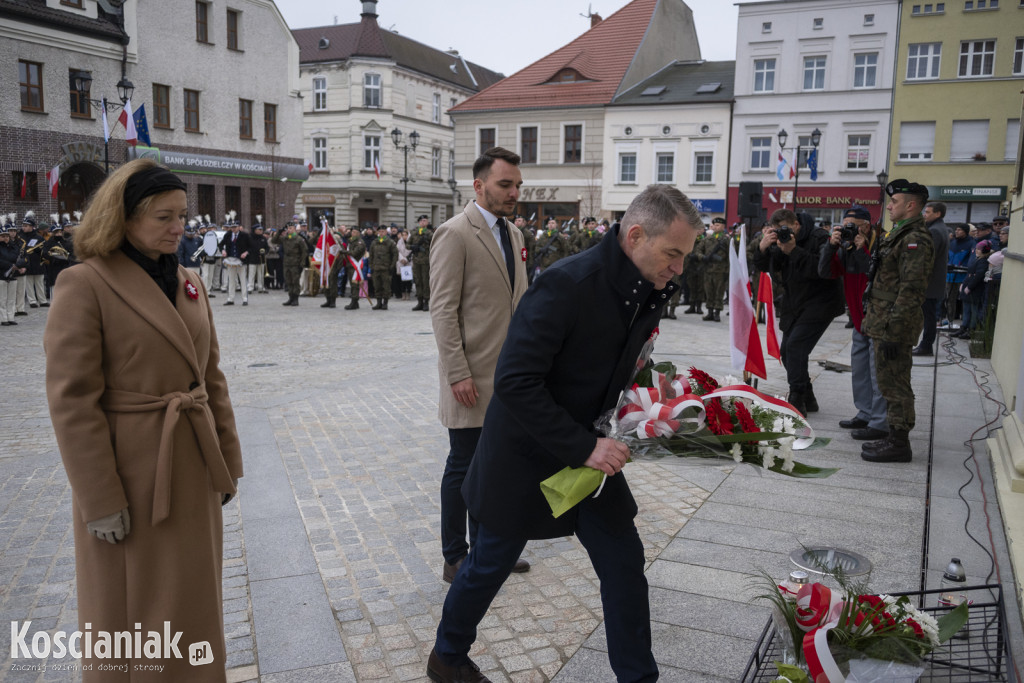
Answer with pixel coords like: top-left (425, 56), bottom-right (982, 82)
top-left (462, 226), bottom-right (678, 539)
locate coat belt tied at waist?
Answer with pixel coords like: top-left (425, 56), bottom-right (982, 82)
top-left (100, 383), bottom-right (236, 526)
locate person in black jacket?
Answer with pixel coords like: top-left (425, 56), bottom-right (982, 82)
top-left (753, 209), bottom-right (844, 415)
top-left (0, 229), bottom-right (26, 325)
top-left (429, 184), bottom-right (702, 683)
top-left (952, 240), bottom-right (991, 338)
top-left (176, 221), bottom-right (204, 272)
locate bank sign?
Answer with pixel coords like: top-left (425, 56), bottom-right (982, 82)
top-left (926, 186), bottom-right (1006, 201)
top-left (128, 147), bottom-right (309, 182)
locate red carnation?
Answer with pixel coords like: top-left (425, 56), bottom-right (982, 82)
top-left (705, 400), bottom-right (734, 435)
top-left (734, 401), bottom-right (759, 439)
top-left (687, 367), bottom-right (719, 395)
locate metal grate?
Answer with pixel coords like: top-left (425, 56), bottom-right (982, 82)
top-left (741, 584), bottom-right (1013, 681)
top-left (790, 546), bottom-right (872, 576)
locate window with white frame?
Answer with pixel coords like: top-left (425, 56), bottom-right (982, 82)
top-left (911, 3), bottom-right (945, 14)
top-left (1013, 37), bottom-right (1023, 75)
top-left (363, 73), bottom-right (381, 107)
top-left (693, 152), bottom-right (713, 183)
top-left (313, 136), bottom-right (327, 170)
top-left (853, 53), bottom-right (878, 88)
top-left (803, 56), bottom-right (826, 90)
top-left (950, 120), bottom-right (989, 160)
top-left (753, 58), bottom-right (776, 92)
top-left (750, 136), bottom-right (772, 170)
top-left (655, 152), bottom-right (674, 183)
top-left (313, 76), bottom-right (327, 111)
top-left (813, 17), bottom-right (823, 29)
top-left (959, 40), bottom-right (996, 77)
top-left (618, 152), bottom-right (637, 184)
top-left (965, 0), bottom-right (998, 8)
top-left (363, 134), bottom-right (380, 169)
top-left (864, 13), bottom-right (875, 25)
top-left (898, 122), bottom-right (936, 161)
top-left (564, 124), bottom-right (582, 163)
top-left (431, 147), bottom-right (441, 177)
top-left (907, 43), bottom-right (941, 79)
top-left (846, 135), bottom-right (870, 169)
top-left (432, 93), bottom-right (440, 124)
top-left (1007, 119), bottom-right (1020, 160)
top-left (762, 22), bottom-right (772, 33)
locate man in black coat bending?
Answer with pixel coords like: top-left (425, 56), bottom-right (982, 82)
top-left (427, 185), bottom-right (702, 683)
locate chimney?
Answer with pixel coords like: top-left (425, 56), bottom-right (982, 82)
top-left (591, 12), bottom-right (602, 28)
top-left (361, 0), bottom-right (378, 19)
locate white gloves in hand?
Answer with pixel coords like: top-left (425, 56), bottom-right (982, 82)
top-left (87, 508), bottom-right (131, 544)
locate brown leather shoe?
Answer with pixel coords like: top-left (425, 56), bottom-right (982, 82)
top-left (442, 557), bottom-right (464, 584)
top-left (427, 648), bottom-right (491, 683)
top-left (511, 558), bottom-right (530, 573)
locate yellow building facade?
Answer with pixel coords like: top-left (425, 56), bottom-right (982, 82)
top-left (888, 0), bottom-right (1021, 223)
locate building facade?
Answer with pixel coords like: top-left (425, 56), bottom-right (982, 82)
top-left (729, 0), bottom-right (899, 226)
top-left (604, 60), bottom-right (735, 223)
top-left (449, 0), bottom-right (702, 226)
top-left (291, 0), bottom-right (503, 230)
top-left (2, 0), bottom-right (306, 227)
top-left (888, 0), bottom-right (1022, 223)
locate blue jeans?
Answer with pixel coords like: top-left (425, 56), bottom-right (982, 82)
top-left (440, 427), bottom-right (481, 564)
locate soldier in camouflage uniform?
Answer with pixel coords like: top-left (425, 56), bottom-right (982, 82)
top-left (271, 222), bottom-right (309, 306)
top-left (408, 215), bottom-right (433, 310)
top-left (698, 217), bottom-right (730, 321)
top-left (513, 215), bottom-right (536, 284)
top-left (861, 179), bottom-right (934, 464)
top-left (573, 217), bottom-right (604, 253)
top-left (683, 232), bottom-right (704, 314)
top-left (369, 225), bottom-right (398, 310)
top-left (534, 217), bottom-right (571, 274)
top-left (344, 225), bottom-right (368, 310)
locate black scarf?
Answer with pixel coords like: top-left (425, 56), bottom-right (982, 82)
top-left (121, 241), bottom-right (179, 305)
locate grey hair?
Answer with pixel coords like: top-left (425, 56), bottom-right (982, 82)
top-left (620, 185), bottom-right (702, 237)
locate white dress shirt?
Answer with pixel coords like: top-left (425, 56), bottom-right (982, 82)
top-left (474, 202), bottom-right (507, 261)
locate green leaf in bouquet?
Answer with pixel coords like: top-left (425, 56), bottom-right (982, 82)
top-left (936, 602), bottom-right (969, 643)
top-left (772, 662), bottom-right (810, 683)
top-left (767, 461), bottom-right (839, 479)
top-left (539, 466), bottom-right (605, 518)
top-left (712, 431), bottom-right (792, 444)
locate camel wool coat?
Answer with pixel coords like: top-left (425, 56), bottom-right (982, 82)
top-left (430, 202), bottom-right (528, 428)
top-left (44, 252), bottom-right (243, 682)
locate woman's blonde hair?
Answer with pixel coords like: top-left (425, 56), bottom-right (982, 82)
top-left (74, 158), bottom-right (179, 260)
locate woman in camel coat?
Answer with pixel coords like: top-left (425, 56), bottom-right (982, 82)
top-left (44, 159), bottom-right (243, 682)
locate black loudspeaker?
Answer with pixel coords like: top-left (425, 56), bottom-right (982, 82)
top-left (738, 181), bottom-right (763, 217)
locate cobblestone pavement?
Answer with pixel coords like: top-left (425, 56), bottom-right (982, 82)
top-left (0, 289), bottom-right (722, 682)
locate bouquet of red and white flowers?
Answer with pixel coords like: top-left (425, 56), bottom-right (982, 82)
top-left (539, 348), bottom-right (837, 517)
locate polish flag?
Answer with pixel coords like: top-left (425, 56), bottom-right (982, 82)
top-left (305, 159), bottom-right (314, 172)
top-left (19, 168), bottom-right (28, 198)
top-left (758, 272), bottom-right (782, 361)
top-left (728, 223), bottom-right (766, 379)
top-left (46, 164), bottom-right (60, 199)
top-left (314, 218), bottom-right (339, 288)
top-left (373, 156), bottom-right (381, 180)
top-left (117, 98), bottom-right (138, 146)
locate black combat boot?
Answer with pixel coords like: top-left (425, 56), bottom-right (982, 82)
top-left (786, 391), bottom-right (807, 417)
top-left (282, 296), bottom-right (293, 306)
top-left (683, 304), bottom-right (698, 314)
top-left (290, 295), bottom-right (299, 306)
top-left (412, 297), bottom-right (424, 311)
top-left (422, 298), bottom-right (429, 312)
top-left (344, 298), bottom-right (359, 310)
top-left (805, 384), bottom-right (819, 413)
top-left (695, 303), bottom-right (703, 314)
top-left (861, 430), bottom-right (912, 462)
top-left (321, 299), bottom-right (335, 308)
top-left (665, 305), bottom-right (677, 320)
top-left (382, 298), bottom-right (389, 310)
top-left (372, 298), bottom-right (383, 310)
top-left (702, 309), bottom-right (715, 321)
top-left (712, 310), bottom-right (721, 322)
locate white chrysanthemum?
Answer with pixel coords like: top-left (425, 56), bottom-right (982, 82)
top-left (760, 446), bottom-right (776, 469)
top-left (723, 374), bottom-right (741, 387)
top-left (779, 438), bottom-right (795, 472)
top-left (772, 417), bottom-right (784, 433)
top-left (731, 443), bottom-right (743, 463)
top-left (782, 416), bottom-right (795, 434)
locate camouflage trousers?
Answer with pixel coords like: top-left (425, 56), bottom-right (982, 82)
top-left (704, 272), bottom-right (727, 310)
top-left (874, 341), bottom-right (915, 431)
top-left (413, 260), bottom-right (430, 299)
top-left (284, 265), bottom-right (302, 297)
top-left (685, 268), bottom-right (703, 305)
top-left (372, 270), bottom-right (392, 299)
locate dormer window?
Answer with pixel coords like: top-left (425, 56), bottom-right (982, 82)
top-left (549, 68), bottom-right (586, 83)
top-left (318, 37), bottom-right (330, 49)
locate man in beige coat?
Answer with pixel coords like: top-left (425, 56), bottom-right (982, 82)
top-left (430, 147), bottom-right (531, 583)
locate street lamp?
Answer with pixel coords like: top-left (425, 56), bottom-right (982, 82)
top-left (777, 127), bottom-right (821, 211)
top-left (391, 127), bottom-right (419, 229)
top-left (876, 169), bottom-right (889, 228)
top-left (72, 70), bottom-right (135, 174)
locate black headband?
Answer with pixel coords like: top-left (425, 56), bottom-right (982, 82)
top-left (123, 166), bottom-right (187, 217)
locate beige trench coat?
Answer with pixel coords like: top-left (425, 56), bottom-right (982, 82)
top-left (44, 252), bottom-right (243, 682)
top-left (429, 202), bottom-right (528, 428)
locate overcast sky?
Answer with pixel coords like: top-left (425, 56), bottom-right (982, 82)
top-left (277, 0), bottom-right (750, 77)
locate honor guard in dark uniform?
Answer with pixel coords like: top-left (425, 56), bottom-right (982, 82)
top-left (697, 217), bottom-right (730, 321)
top-left (0, 226), bottom-right (25, 325)
top-left (20, 212), bottom-right (48, 308)
top-left (573, 216), bottom-right (604, 253)
top-left (534, 217), bottom-right (571, 274)
top-left (860, 179), bottom-right (934, 463)
top-left (512, 215), bottom-right (536, 283)
top-left (272, 221), bottom-right (309, 306)
top-left (683, 230), bottom-right (705, 315)
top-left (408, 215), bottom-right (433, 311)
top-left (247, 220), bottom-right (269, 294)
top-left (177, 221), bottom-right (203, 272)
top-left (369, 224), bottom-right (398, 309)
top-left (344, 226), bottom-right (367, 309)
top-left (321, 225), bottom-right (349, 309)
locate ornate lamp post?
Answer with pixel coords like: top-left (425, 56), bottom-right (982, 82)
top-left (72, 71), bottom-right (134, 175)
top-left (390, 127), bottom-right (419, 229)
top-left (777, 127), bottom-right (821, 211)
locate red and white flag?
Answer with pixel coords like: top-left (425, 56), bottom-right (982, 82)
top-left (758, 272), bottom-right (782, 361)
top-left (305, 159), bottom-right (314, 172)
top-left (373, 156), bottom-right (381, 180)
top-left (117, 97), bottom-right (138, 146)
top-left (314, 218), bottom-right (339, 288)
top-left (46, 164), bottom-right (60, 199)
top-left (19, 168), bottom-right (28, 198)
top-left (728, 224), bottom-right (766, 380)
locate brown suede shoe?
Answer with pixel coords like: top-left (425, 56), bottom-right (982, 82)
top-left (427, 648), bottom-right (491, 683)
top-left (512, 558), bottom-right (530, 573)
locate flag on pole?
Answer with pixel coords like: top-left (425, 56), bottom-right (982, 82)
top-left (776, 152), bottom-right (787, 181)
top-left (314, 218), bottom-right (339, 288)
top-left (46, 164), bottom-right (60, 199)
top-left (101, 98), bottom-right (110, 143)
top-left (304, 159), bottom-right (314, 172)
top-left (757, 272), bottom-right (782, 361)
top-left (118, 98), bottom-right (138, 146)
top-left (729, 224), bottom-right (766, 379)
top-left (807, 148), bottom-right (818, 181)
top-left (133, 104), bottom-right (151, 146)
top-left (373, 156), bottom-right (381, 180)
top-left (19, 168), bottom-right (28, 198)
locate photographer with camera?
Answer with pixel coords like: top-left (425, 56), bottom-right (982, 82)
top-left (818, 206), bottom-right (887, 441)
top-left (753, 209), bottom-right (844, 415)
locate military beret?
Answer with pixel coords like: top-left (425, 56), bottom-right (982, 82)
top-left (885, 179), bottom-right (928, 199)
top-left (843, 206), bottom-right (871, 221)
top-left (711, 217), bottom-right (726, 224)
top-left (417, 215), bottom-right (429, 221)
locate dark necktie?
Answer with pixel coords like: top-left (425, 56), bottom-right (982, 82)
top-left (497, 218), bottom-right (515, 287)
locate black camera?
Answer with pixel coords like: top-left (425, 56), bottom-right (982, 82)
top-left (841, 223), bottom-right (859, 243)
top-left (774, 226), bottom-right (793, 243)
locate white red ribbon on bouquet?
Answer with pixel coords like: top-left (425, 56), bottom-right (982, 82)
top-left (794, 582), bottom-right (847, 683)
top-left (701, 384), bottom-right (816, 449)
